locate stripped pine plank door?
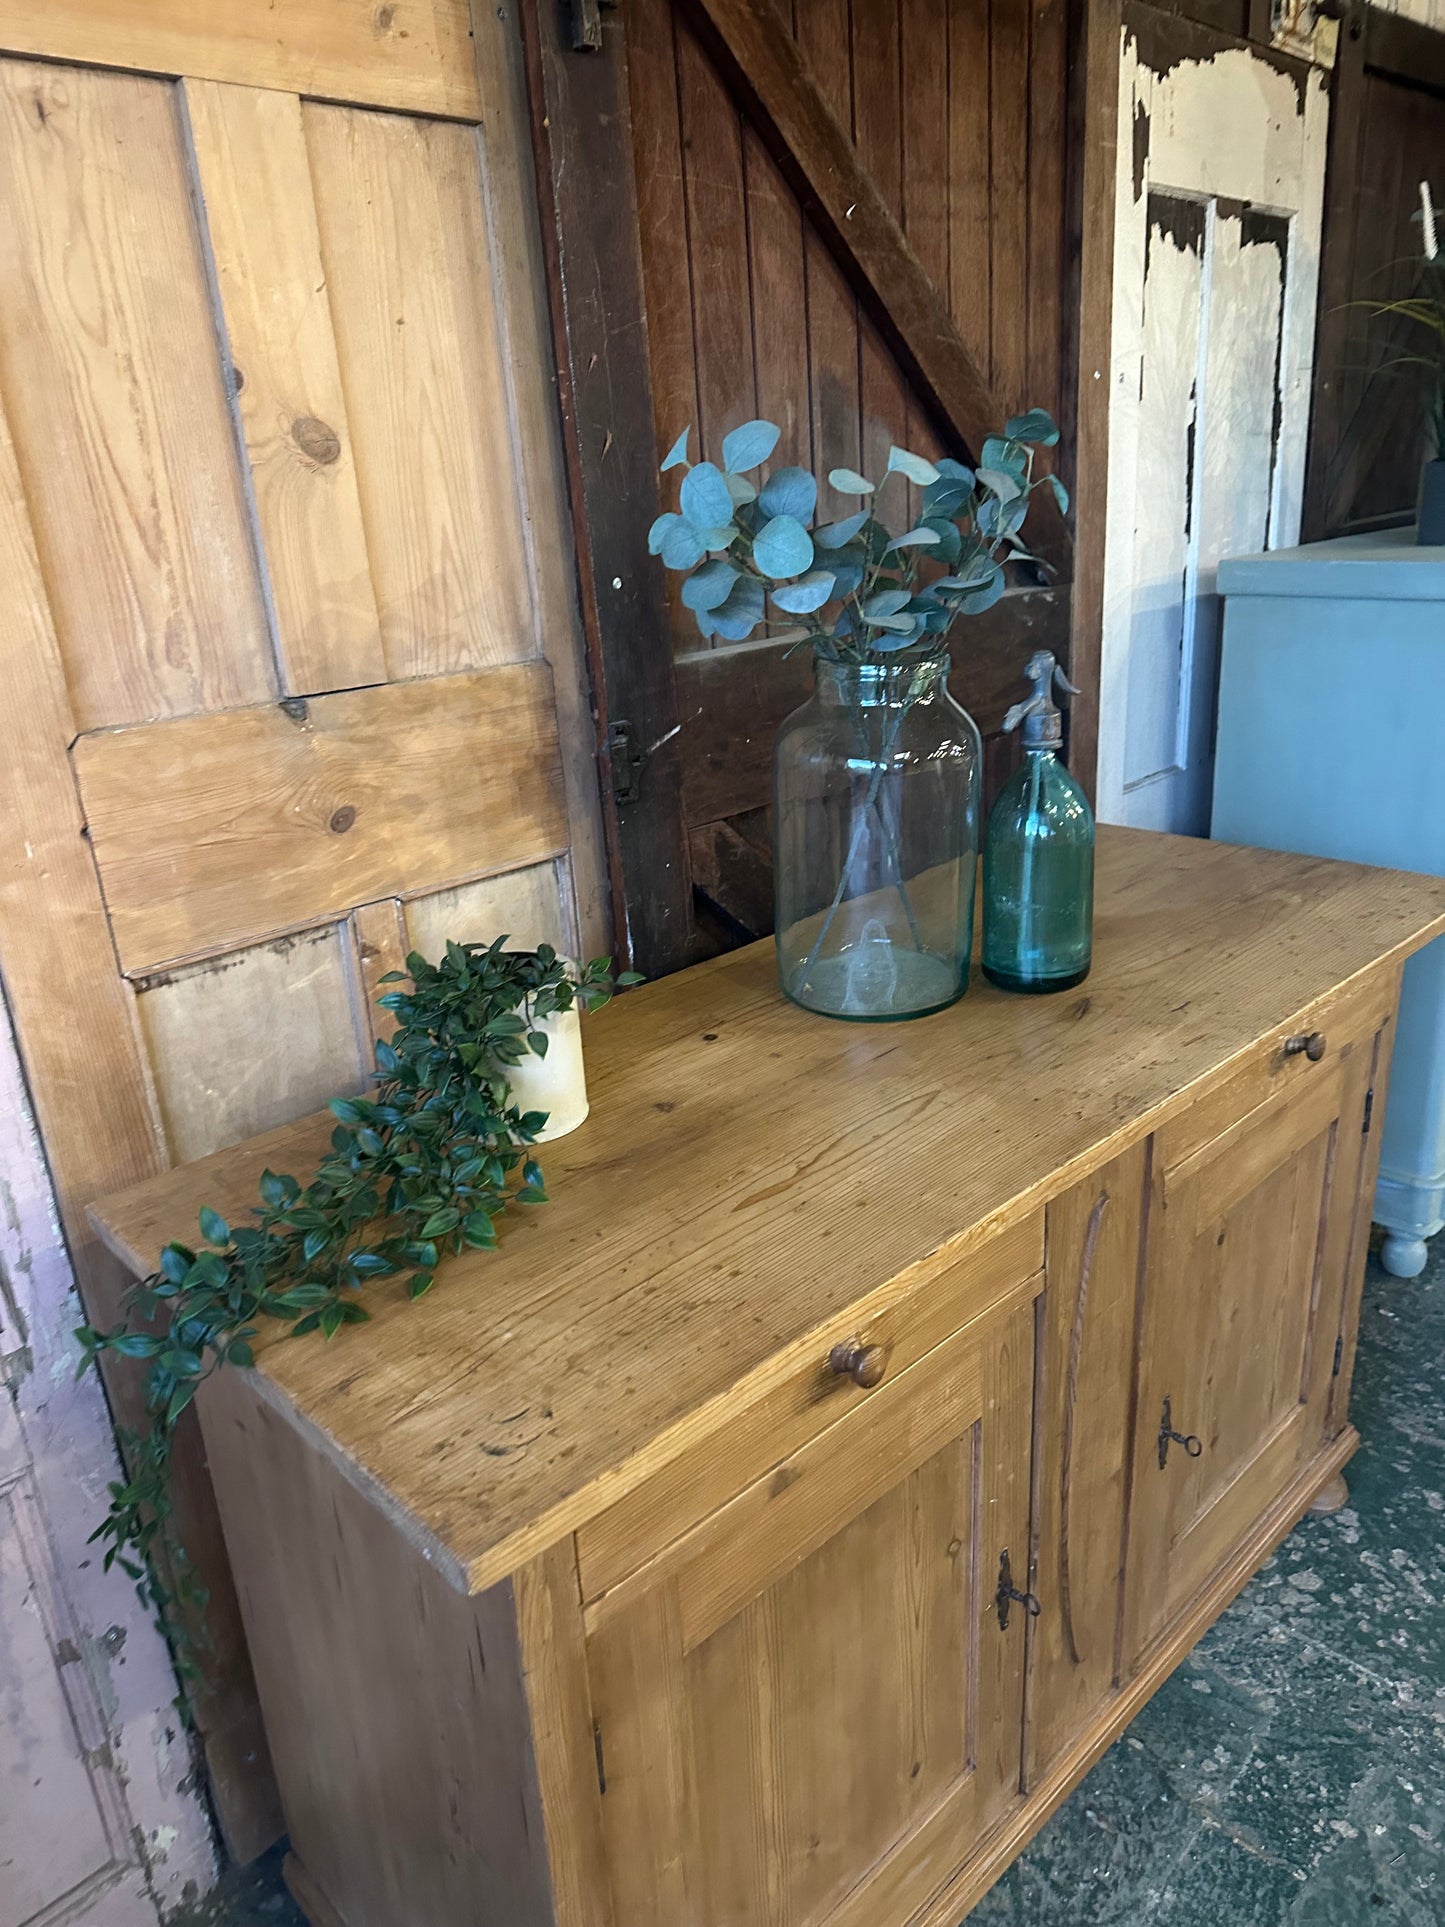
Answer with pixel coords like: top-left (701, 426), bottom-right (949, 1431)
top-left (527, 0), bottom-right (1080, 972)
top-left (0, 0), bottom-right (606, 1857)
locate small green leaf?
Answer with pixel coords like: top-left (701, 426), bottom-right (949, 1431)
top-left (814, 511), bottom-right (870, 549)
top-left (659, 518), bottom-right (705, 571)
top-left (526, 1030), bottom-right (549, 1057)
top-left (757, 465), bottom-right (818, 523)
top-left (680, 557), bottom-right (739, 613)
top-left (886, 445), bottom-right (941, 486)
top-left (1047, 472), bottom-right (1070, 515)
top-left (753, 514), bottom-right (814, 580)
top-left (828, 467), bottom-right (874, 495)
top-left (721, 418), bottom-right (780, 474)
top-left (1004, 407), bottom-right (1060, 446)
top-left (884, 527), bottom-right (942, 552)
top-left (198, 1206), bottom-right (229, 1248)
top-left (329, 1098), bottom-right (364, 1126)
top-left (660, 427), bottom-right (690, 470)
top-left (680, 461), bottom-right (734, 529)
top-left (977, 466), bottom-right (1022, 504)
top-left (862, 587), bottom-right (911, 620)
top-left (770, 571), bottom-right (835, 614)
top-left (421, 1208), bottom-right (461, 1238)
top-left (408, 1271), bottom-right (435, 1299)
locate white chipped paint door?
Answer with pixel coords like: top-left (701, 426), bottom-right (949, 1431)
top-left (1096, 26), bottom-right (1329, 833)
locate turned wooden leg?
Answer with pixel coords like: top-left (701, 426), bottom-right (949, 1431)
top-left (1308, 1472), bottom-right (1349, 1517)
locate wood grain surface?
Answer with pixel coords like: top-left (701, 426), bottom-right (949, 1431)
top-left (73, 662), bottom-right (567, 972)
top-left (89, 831), bottom-right (1445, 1596)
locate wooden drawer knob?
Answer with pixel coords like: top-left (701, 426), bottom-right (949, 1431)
top-left (828, 1340), bottom-right (887, 1389)
top-left (1283, 1031), bottom-right (1326, 1062)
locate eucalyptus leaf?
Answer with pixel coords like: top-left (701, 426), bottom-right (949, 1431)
top-left (708, 577), bottom-right (766, 641)
top-left (828, 467), bottom-right (874, 495)
top-left (680, 557), bottom-right (739, 612)
top-left (660, 428), bottom-right (690, 470)
top-left (814, 511), bottom-right (870, 549)
top-left (724, 472), bottom-right (758, 507)
top-left (1005, 407), bottom-right (1060, 446)
top-left (884, 527), bottom-right (942, 552)
top-left (753, 513), bottom-right (815, 579)
top-left (981, 436), bottom-right (1028, 482)
top-left (886, 445), bottom-right (941, 486)
top-left (758, 465), bottom-right (818, 523)
top-left (1047, 472), bottom-right (1070, 515)
top-left (680, 460), bottom-right (734, 529)
top-left (721, 418), bottom-right (781, 474)
top-left (862, 587), bottom-right (911, 621)
top-left (770, 570), bottom-right (836, 614)
top-left (977, 466), bottom-right (1022, 504)
top-left (647, 511), bottom-right (681, 556)
top-left (659, 519), bottom-right (706, 570)
top-left (919, 516), bottom-right (963, 563)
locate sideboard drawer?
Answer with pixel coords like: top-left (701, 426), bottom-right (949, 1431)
top-left (576, 1210), bottom-right (1043, 1602)
top-left (1156, 966), bottom-right (1395, 1172)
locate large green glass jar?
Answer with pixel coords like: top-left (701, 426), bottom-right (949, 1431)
top-left (772, 654), bottom-right (981, 1020)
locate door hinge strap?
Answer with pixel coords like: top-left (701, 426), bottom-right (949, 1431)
top-left (607, 719), bottom-right (646, 807)
top-left (571, 0), bottom-right (619, 52)
top-left (593, 1720), bottom-right (607, 1795)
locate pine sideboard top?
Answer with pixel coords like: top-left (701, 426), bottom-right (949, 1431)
top-left (89, 828), bottom-right (1445, 1593)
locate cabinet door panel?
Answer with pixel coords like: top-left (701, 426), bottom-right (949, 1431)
top-left (586, 1295), bottom-right (1036, 1927)
top-left (1127, 1030), bottom-right (1376, 1666)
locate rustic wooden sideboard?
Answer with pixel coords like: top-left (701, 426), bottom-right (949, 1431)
top-left (91, 829), bottom-right (1445, 1927)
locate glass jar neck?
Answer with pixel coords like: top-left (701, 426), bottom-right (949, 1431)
top-left (813, 653), bottom-right (949, 708)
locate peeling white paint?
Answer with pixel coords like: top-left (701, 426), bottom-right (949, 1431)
top-left (0, 993), bottom-right (215, 1923)
top-left (1097, 32), bottom-right (1329, 833)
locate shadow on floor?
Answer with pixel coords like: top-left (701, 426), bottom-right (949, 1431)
top-left (180, 1248), bottom-right (1444, 1925)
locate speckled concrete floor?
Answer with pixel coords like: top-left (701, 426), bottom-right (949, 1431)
top-left (184, 1244), bottom-right (1444, 1926)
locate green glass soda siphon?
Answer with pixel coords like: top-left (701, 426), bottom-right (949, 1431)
top-left (982, 649), bottom-right (1095, 993)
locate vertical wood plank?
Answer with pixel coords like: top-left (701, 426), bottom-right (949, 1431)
top-left (626, 0), bottom-right (699, 660)
top-left (0, 59), bottom-right (274, 730)
top-left (853, 0), bottom-right (910, 482)
top-left (1026, 0), bottom-right (1068, 428)
top-left (0, 258), bottom-right (283, 1874)
top-left (744, 130), bottom-right (809, 463)
top-left (948, 0), bottom-right (993, 374)
top-left (349, 898), bottom-right (411, 1049)
top-left (466, 0), bottom-right (613, 962)
top-left (676, 18), bottom-right (757, 463)
top-left (901, 0), bottom-right (952, 478)
top-left (304, 102), bottom-right (533, 680)
top-left (1066, 0), bottom-right (1121, 804)
top-left (794, 0), bottom-right (863, 519)
top-left (183, 80), bottom-right (385, 697)
top-left (988, 0), bottom-right (1031, 412)
top-left (515, 1540), bottom-right (617, 1927)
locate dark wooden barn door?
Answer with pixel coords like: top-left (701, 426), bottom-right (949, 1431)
top-left (1304, 4), bottom-right (1445, 540)
top-left (524, 0), bottom-right (1079, 974)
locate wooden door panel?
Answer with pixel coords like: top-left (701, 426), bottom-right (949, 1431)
top-left (1126, 1023), bottom-right (1375, 1666)
top-left (587, 1295), bottom-right (1036, 1927)
top-left (533, 0), bottom-right (1076, 972)
top-left (0, 6), bottom-right (606, 1854)
top-left (0, 58), bottom-right (276, 731)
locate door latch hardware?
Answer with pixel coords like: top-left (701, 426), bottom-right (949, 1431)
top-left (570, 0), bottom-right (618, 51)
top-left (995, 1548), bottom-right (1041, 1631)
top-left (1363, 1087), bottom-right (1375, 1135)
top-left (1157, 1395), bottom-right (1203, 1470)
top-left (593, 1720), bottom-right (606, 1795)
top-left (607, 719), bottom-right (645, 807)
top-left (1332, 1334), bottom-right (1344, 1378)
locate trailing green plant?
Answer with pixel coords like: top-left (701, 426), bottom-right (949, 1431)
top-left (77, 939), bottom-right (638, 1668)
top-left (648, 407), bottom-right (1065, 660)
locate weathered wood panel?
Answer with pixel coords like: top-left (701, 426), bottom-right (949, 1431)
top-left (0, 0), bottom-right (482, 119)
top-left (304, 102), bottom-right (535, 679)
top-left (0, 59), bottom-right (274, 730)
top-left (73, 663), bottom-right (568, 973)
top-left (184, 80), bottom-right (385, 697)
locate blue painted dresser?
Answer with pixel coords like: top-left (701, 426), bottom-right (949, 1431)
top-left (1213, 529), bottom-right (1445, 1275)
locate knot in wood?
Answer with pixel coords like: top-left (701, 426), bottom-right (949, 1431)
top-left (292, 415), bottom-right (341, 465)
top-left (329, 805), bottom-right (358, 835)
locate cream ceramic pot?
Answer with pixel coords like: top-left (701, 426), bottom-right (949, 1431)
top-left (505, 1003), bottom-right (588, 1141)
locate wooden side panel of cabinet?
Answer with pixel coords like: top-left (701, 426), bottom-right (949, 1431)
top-left (582, 1292), bottom-right (1036, 1927)
top-left (1124, 1009), bottom-right (1381, 1671)
top-left (1026, 1141), bottom-right (1148, 1789)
